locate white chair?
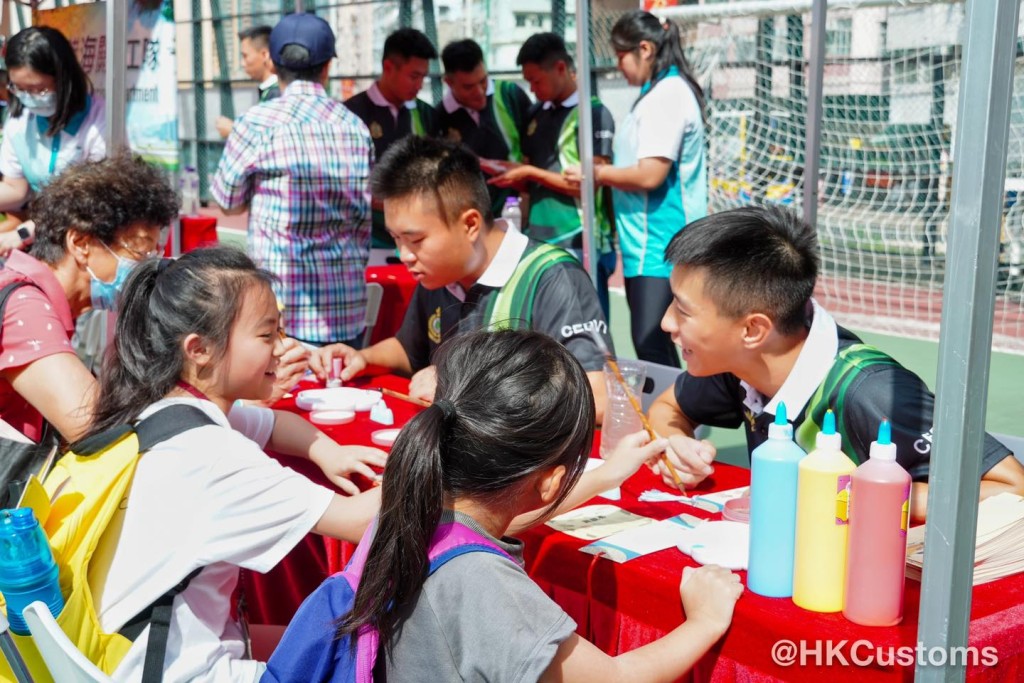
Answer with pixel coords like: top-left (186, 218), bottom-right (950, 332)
top-left (22, 601), bottom-right (112, 683)
top-left (992, 432), bottom-right (1024, 467)
top-left (633, 359), bottom-right (709, 440)
top-left (362, 282), bottom-right (385, 348)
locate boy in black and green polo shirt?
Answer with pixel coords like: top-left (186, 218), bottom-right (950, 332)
top-left (310, 136), bottom-right (612, 423)
top-left (648, 205), bottom-right (1024, 522)
top-left (490, 34), bottom-right (615, 264)
top-left (345, 28), bottom-right (438, 249)
top-left (437, 39), bottom-right (532, 216)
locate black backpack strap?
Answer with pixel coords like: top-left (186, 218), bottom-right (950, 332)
top-left (93, 405), bottom-right (216, 680)
top-left (70, 404), bottom-right (217, 456)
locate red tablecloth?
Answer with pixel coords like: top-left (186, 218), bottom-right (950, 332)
top-left (249, 376), bottom-right (1024, 681)
top-left (365, 265), bottom-right (416, 343)
top-left (168, 215), bottom-right (219, 255)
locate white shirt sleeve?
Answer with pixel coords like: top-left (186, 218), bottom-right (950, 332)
top-left (0, 115), bottom-right (25, 179)
top-left (635, 77), bottom-right (701, 163)
top-left (226, 402), bottom-right (276, 448)
top-left (82, 96), bottom-right (107, 162)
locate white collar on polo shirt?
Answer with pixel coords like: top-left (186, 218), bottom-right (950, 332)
top-left (445, 219), bottom-right (527, 302)
top-left (368, 81), bottom-right (417, 122)
top-left (442, 78), bottom-right (495, 125)
top-left (542, 89), bottom-right (579, 111)
top-left (259, 74), bottom-right (278, 91)
top-left (740, 299), bottom-right (839, 419)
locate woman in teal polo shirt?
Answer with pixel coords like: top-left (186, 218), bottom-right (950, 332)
top-left (571, 11), bottom-right (707, 367)
top-left (0, 27), bottom-right (106, 213)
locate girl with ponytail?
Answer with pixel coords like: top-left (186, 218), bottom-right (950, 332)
top-left (267, 329), bottom-right (742, 682)
top-left (566, 10), bottom-right (709, 371)
top-left (84, 246), bottom-right (385, 682)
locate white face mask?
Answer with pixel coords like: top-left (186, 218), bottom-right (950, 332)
top-left (16, 91), bottom-right (58, 118)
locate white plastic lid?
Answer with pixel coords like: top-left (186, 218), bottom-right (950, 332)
top-left (869, 440), bottom-right (898, 462)
top-left (767, 422), bottom-right (794, 440)
top-left (815, 429), bottom-right (842, 452)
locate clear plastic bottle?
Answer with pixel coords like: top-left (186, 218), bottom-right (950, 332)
top-left (598, 361), bottom-right (645, 459)
top-left (843, 420), bottom-right (912, 626)
top-left (501, 196), bottom-right (522, 232)
top-left (0, 508), bottom-right (63, 635)
top-left (747, 402), bottom-right (807, 597)
top-left (180, 165), bottom-right (200, 216)
top-left (792, 410), bottom-right (856, 613)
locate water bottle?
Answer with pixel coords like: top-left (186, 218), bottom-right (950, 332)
top-left (747, 402), bottom-right (807, 598)
top-left (792, 410), bottom-right (856, 613)
top-left (180, 165), bottom-right (200, 216)
top-left (0, 508), bottom-right (63, 635)
top-left (843, 420), bottom-right (912, 626)
top-left (501, 196), bottom-right (522, 232)
top-left (599, 360), bottom-right (645, 459)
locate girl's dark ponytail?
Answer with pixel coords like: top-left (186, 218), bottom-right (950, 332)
top-left (336, 402), bottom-right (450, 647)
top-left (336, 329), bottom-right (595, 655)
top-left (612, 10), bottom-right (706, 119)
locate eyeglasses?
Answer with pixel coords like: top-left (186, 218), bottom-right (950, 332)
top-left (7, 83), bottom-right (53, 97)
top-left (118, 241), bottom-right (163, 261)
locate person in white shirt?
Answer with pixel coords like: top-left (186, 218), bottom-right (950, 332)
top-left (216, 25), bottom-right (281, 139)
top-left (82, 246), bottom-right (384, 682)
top-left (0, 26), bottom-right (106, 213)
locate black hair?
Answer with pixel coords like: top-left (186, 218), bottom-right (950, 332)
top-left (664, 205), bottom-right (819, 336)
top-left (5, 26), bottom-right (91, 137)
top-left (611, 11), bottom-right (705, 117)
top-left (238, 25), bottom-right (272, 48)
top-left (336, 328), bottom-right (594, 650)
top-left (382, 28), bottom-right (437, 63)
top-left (371, 135), bottom-right (493, 225)
top-left (273, 44), bottom-right (325, 82)
top-left (30, 152), bottom-right (179, 266)
top-left (441, 39), bottom-right (484, 74)
top-left (516, 32), bottom-right (574, 70)
top-left (86, 246), bottom-right (276, 437)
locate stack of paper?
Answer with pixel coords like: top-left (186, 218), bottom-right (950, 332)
top-left (906, 492), bottom-right (1024, 585)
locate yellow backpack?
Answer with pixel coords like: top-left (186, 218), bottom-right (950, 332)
top-left (1, 405), bottom-right (214, 682)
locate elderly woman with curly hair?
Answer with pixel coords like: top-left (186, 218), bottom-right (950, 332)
top-left (0, 153), bottom-right (178, 494)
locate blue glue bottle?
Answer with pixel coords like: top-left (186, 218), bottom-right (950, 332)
top-left (0, 508), bottom-right (63, 634)
top-left (747, 402), bottom-right (808, 597)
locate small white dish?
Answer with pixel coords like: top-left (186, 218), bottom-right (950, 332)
top-left (370, 428), bottom-right (401, 447)
top-left (676, 520), bottom-right (750, 570)
top-left (296, 388), bottom-right (382, 412)
top-left (309, 409), bottom-right (356, 426)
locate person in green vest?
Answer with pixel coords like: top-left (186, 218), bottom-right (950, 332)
top-left (215, 25), bottom-right (280, 139)
top-left (310, 135), bottom-right (611, 423)
top-left (489, 32), bottom-right (616, 318)
top-left (345, 28), bottom-right (438, 251)
top-left (648, 205), bottom-right (1024, 522)
top-left (436, 39), bottom-right (532, 217)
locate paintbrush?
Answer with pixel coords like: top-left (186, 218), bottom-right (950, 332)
top-left (380, 387), bottom-right (432, 408)
top-left (590, 332), bottom-right (686, 489)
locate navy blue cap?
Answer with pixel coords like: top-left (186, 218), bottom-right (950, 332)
top-left (269, 13), bottom-right (336, 68)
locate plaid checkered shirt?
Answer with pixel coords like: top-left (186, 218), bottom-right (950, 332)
top-left (212, 80), bottom-right (373, 344)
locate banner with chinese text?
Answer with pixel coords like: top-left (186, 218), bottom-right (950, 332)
top-left (36, 1), bottom-right (179, 170)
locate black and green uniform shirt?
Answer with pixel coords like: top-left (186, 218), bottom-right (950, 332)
top-left (395, 223), bottom-right (613, 372)
top-left (520, 91), bottom-right (615, 253)
top-left (437, 79), bottom-right (532, 215)
top-left (344, 83), bottom-right (437, 248)
top-left (258, 75), bottom-right (281, 102)
top-left (673, 302), bottom-right (1010, 480)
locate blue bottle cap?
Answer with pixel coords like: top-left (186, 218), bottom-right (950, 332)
top-left (775, 402), bottom-right (788, 425)
top-left (823, 409), bottom-right (836, 435)
top-left (877, 419), bottom-right (892, 446)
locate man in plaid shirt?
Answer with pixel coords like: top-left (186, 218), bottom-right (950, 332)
top-left (212, 13), bottom-right (373, 346)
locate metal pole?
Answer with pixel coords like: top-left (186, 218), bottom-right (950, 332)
top-left (552, 0), bottom-right (565, 39)
top-left (915, 0), bottom-right (1020, 680)
top-left (104, 0), bottom-right (128, 149)
top-left (801, 0), bottom-right (825, 228)
top-left (423, 0), bottom-right (442, 104)
top-left (575, 0), bottom-right (597, 286)
top-left (210, 0), bottom-right (235, 122)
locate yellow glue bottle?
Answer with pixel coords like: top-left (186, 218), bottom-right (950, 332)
top-left (792, 409), bottom-right (857, 612)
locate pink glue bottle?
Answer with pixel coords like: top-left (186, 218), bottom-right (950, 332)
top-left (842, 419), bottom-right (912, 626)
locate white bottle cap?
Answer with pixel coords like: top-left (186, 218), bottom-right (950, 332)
top-left (768, 422), bottom-right (794, 440)
top-left (869, 440), bottom-right (898, 461)
top-left (815, 429), bottom-right (842, 452)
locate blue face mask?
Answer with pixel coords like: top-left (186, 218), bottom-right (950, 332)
top-left (16, 91), bottom-right (58, 118)
top-left (87, 244), bottom-right (137, 312)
